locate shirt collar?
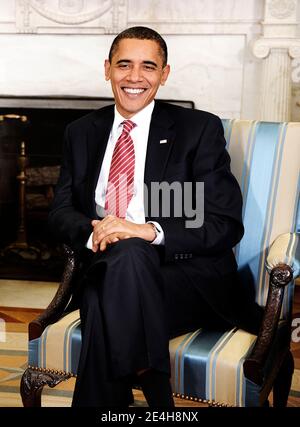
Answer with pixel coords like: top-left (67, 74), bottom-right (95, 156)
top-left (113, 100), bottom-right (155, 131)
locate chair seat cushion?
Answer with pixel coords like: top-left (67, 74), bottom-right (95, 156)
top-left (28, 309), bottom-right (287, 407)
top-left (29, 310), bottom-right (81, 377)
top-left (169, 327), bottom-right (258, 406)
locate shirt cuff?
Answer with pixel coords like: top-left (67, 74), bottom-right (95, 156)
top-left (147, 221), bottom-right (165, 245)
top-left (86, 232), bottom-right (93, 250)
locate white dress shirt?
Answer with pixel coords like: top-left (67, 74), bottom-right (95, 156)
top-left (86, 100), bottom-right (164, 249)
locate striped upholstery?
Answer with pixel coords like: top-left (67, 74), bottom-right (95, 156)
top-left (222, 120), bottom-right (300, 318)
top-left (169, 328), bottom-right (257, 406)
top-left (169, 319), bottom-right (289, 406)
top-left (29, 311), bottom-right (81, 374)
top-left (28, 311), bottom-right (289, 406)
top-left (28, 120), bottom-right (300, 406)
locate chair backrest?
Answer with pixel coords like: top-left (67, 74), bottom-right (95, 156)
top-left (222, 119), bottom-right (300, 318)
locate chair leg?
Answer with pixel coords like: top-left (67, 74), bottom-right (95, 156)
top-left (20, 367), bottom-right (71, 407)
top-left (273, 350), bottom-right (294, 407)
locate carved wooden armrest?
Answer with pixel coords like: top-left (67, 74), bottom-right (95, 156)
top-left (28, 245), bottom-right (78, 341)
top-left (243, 264), bottom-right (293, 385)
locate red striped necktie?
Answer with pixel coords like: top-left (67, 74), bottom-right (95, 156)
top-left (104, 119), bottom-right (136, 218)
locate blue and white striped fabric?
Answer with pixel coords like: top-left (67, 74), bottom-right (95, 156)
top-left (222, 120), bottom-right (299, 318)
top-left (29, 310), bottom-right (81, 375)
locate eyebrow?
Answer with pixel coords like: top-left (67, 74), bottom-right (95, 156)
top-left (116, 59), bottom-right (158, 68)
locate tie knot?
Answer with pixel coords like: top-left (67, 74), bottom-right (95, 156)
top-left (122, 120), bottom-right (136, 134)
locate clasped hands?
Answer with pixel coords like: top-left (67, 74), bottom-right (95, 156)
top-left (91, 215), bottom-right (156, 252)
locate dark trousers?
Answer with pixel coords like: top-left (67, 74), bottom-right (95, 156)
top-left (72, 238), bottom-right (258, 407)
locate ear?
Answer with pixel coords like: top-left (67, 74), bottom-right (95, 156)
top-left (104, 59), bottom-right (111, 81)
top-left (160, 64), bottom-right (170, 86)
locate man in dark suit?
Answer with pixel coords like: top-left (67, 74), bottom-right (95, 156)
top-left (49, 26), bottom-right (263, 407)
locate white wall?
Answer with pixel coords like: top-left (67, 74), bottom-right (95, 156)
top-left (0, 0), bottom-right (299, 120)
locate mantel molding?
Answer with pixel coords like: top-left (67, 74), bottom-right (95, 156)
top-left (29, 0), bottom-right (112, 25)
top-left (0, 0), bottom-right (264, 35)
top-left (15, 0), bottom-right (127, 34)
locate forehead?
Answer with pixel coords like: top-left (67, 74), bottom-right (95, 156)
top-left (112, 38), bottom-right (163, 63)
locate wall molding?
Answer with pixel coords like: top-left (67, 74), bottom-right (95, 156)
top-left (28, 0), bottom-right (113, 25)
top-left (0, 0), bottom-right (263, 35)
top-left (12, 0), bottom-right (127, 34)
top-left (267, 0), bottom-right (297, 20)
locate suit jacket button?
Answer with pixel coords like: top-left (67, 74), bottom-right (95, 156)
top-left (174, 254), bottom-right (178, 260)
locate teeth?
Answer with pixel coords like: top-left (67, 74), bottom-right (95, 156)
top-left (123, 88), bottom-right (145, 94)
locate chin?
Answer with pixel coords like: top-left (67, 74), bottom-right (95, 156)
top-left (122, 104), bottom-right (145, 115)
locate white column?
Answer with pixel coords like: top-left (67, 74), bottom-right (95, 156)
top-left (253, 41), bottom-right (300, 121)
top-left (261, 48), bottom-right (291, 121)
top-left (252, 0), bottom-right (300, 122)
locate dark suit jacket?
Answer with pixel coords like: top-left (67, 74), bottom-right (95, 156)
top-left (49, 101), bottom-right (245, 325)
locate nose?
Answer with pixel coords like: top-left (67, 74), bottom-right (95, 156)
top-left (127, 65), bottom-right (143, 82)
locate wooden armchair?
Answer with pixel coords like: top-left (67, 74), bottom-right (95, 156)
top-left (20, 120), bottom-right (300, 406)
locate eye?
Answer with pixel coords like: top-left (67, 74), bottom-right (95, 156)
top-left (118, 63), bottom-right (130, 69)
top-left (143, 65), bottom-right (156, 71)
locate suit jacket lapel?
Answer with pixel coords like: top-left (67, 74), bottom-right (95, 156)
top-left (144, 102), bottom-right (175, 189)
top-left (86, 106), bottom-right (114, 217)
top-left (144, 103), bottom-right (176, 220)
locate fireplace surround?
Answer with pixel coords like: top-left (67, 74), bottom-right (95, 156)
top-left (0, 96), bottom-right (115, 280)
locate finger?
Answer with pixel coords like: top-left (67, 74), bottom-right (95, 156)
top-left (106, 233), bottom-right (119, 244)
top-left (92, 227), bottom-right (104, 246)
top-left (99, 232), bottom-right (124, 249)
top-left (112, 232), bottom-right (131, 240)
top-left (99, 237), bottom-right (108, 252)
top-left (91, 219), bottom-right (100, 227)
top-left (95, 223), bottom-right (125, 242)
top-left (92, 231), bottom-right (99, 246)
top-left (92, 241), bottom-right (99, 252)
top-left (100, 231), bottom-right (119, 251)
top-left (94, 216), bottom-right (118, 237)
top-left (99, 215), bottom-right (117, 228)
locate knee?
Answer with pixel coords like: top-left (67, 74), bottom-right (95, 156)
top-left (110, 237), bottom-right (157, 259)
top-left (107, 238), bottom-right (161, 283)
top-left (85, 238), bottom-right (160, 284)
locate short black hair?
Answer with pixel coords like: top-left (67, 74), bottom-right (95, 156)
top-left (108, 26), bottom-right (168, 67)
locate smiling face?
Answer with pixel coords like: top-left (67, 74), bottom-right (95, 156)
top-left (104, 38), bottom-right (170, 118)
